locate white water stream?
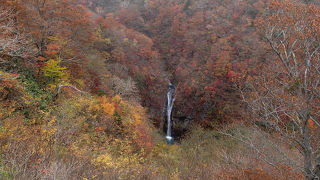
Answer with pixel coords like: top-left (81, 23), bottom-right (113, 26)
top-left (166, 83), bottom-right (175, 144)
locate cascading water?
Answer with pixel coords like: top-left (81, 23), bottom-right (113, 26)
top-left (166, 83), bottom-right (175, 144)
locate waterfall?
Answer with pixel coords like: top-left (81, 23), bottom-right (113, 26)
top-left (166, 83), bottom-right (175, 144)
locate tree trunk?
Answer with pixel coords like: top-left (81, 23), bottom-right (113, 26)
top-left (301, 109), bottom-right (314, 180)
top-left (313, 156), bottom-right (320, 179)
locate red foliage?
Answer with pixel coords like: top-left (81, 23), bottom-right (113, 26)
top-left (95, 16), bottom-right (104, 24)
top-left (228, 70), bottom-right (237, 79)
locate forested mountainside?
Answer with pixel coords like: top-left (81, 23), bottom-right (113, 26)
top-left (84, 0), bottom-right (270, 126)
top-left (0, 0), bottom-right (319, 179)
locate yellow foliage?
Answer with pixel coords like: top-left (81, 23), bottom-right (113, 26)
top-left (91, 138), bottom-right (146, 178)
top-left (75, 79), bottom-right (85, 88)
top-left (105, 38), bottom-right (112, 45)
top-left (112, 95), bottom-right (121, 104)
top-left (101, 51), bottom-right (111, 60)
top-left (133, 39), bottom-right (138, 46)
top-left (123, 38), bottom-right (129, 43)
top-left (96, 26), bottom-right (103, 39)
top-left (94, 153), bottom-right (113, 169)
top-left (48, 36), bottom-right (68, 46)
top-left (0, 84), bottom-right (157, 178)
top-left (43, 58), bottom-right (70, 84)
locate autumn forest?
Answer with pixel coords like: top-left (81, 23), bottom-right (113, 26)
top-left (0, 0), bottom-right (319, 179)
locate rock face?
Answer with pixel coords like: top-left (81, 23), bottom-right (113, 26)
top-left (172, 116), bottom-right (192, 138)
top-left (163, 115), bottom-right (193, 141)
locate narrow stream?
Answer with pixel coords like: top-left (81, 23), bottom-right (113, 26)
top-left (166, 83), bottom-right (175, 144)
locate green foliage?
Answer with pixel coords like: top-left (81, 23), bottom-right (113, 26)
top-left (0, 157), bottom-right (13, 180)
top-left (19, 72), bottom-right (54, 113)
top-left (97, 89), bottom-right (107, 96)
top-left (113, 111), bottom-right (122, 124)
top-left (19, 72), bottom-right (45, 97)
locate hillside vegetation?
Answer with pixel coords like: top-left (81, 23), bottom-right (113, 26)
top-left (0, 0), bottom-right (319, 179)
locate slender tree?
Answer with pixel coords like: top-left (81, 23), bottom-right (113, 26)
top-left (244, 1), bottom-right (320, 179)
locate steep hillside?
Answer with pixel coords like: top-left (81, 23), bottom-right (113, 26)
top-left (0, 0), bottom-right (319, 179)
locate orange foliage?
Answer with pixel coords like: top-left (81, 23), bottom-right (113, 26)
top-left (308, 119), bottom-right (318, 130)
top-left (3, 0), bottom-right (94, 59)
top-left (100, 96), bottom-right (115, 116)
